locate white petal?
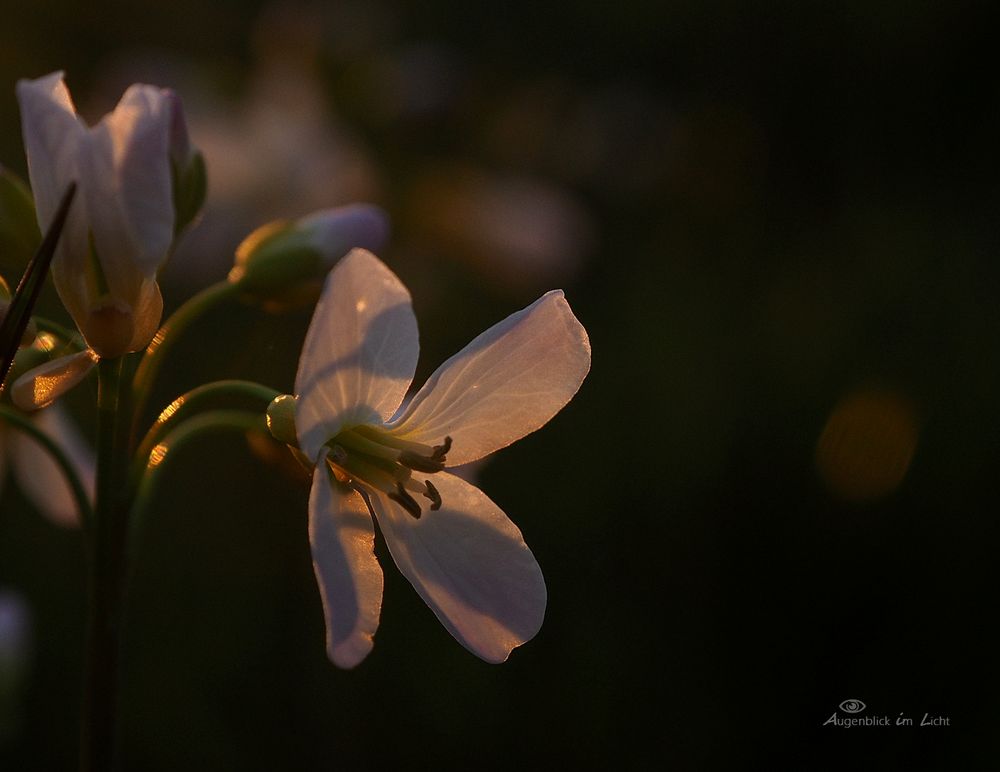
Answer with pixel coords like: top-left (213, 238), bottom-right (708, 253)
top-left (10, 349), bottom-right (99, 411)
top-left (16, 72), bottom-right (90, 275)
top-left (309, 465), bottom-right (383, 668)
top-left (295, 249), bottom-right (419, 462)
top-left (387, 290), bottom-right (590, 465)
top-left (11, 404), bottom-right (94, 527)
top-left (16, 72), bottom-right (84, 233)
top-left (370, 472), bottom-right (546, 663)
top-left (82, 84), bottom-right (174, 295)
top-left (125, 277), bottom-right (164, 353)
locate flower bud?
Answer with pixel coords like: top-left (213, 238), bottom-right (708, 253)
top-left (229, 205), bottom-right (389, 302)
top-left (265, 394), bottom-right (298, 446)
top-left (17, 72), bottom-right (181, 359)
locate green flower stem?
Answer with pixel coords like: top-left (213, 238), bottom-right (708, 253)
top-left (0, 404), bottom-right (94, 529)
top-left (127, 409), bottom-right (269, 563)
top-left (129, 380), bottom-right (280, 490)
top-left (81, 356), bottom-right (131, 772)
top-left (130, 280), bottom-right (240, 440)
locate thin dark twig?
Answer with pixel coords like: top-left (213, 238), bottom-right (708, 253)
top-left (0, 182), bottom-right (77, 392)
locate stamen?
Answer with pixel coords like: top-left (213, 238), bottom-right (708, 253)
top-left (336, 428), bottom-right (402, 462)
top-left (352, 426), bottom-right (439, 456)
top-left (329, 445), bottom-right (348, 465)
top-left (431, 436), bottom-right (452, 461)
top-left (389, 482), bottom-right (422, 519)
top-left (423, 479), bottom-right (442, 511)
top-left (398, 450), bottom-right (445, 473)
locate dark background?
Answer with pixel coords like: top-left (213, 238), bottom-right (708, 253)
top-left (1, 1), bottom-right (998, 768)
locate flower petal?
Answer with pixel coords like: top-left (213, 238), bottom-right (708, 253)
top-left (11, 404), bottom-right (94, 527)
top-left (309, 464), bottom-right (383, 668)
top-left (16, 72), bottom-right (90, 274)
top-left (386, 290), bottom-right (590, 465)
top-left (81, 84), bottom-right (174, 304)
top-left (299, 205), bottom-right (391, 271)
top-left (16, 72), bottom-right (84, 233)
top-left (10, 349), bottom-right (99, 411)
top-left (125, 277), bottom-right (164, 352)
top-left (369, 472), bottom-right (546, 663)
top-left (295, 249), bottom-right (419, 462)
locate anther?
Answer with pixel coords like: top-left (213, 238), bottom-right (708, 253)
top-left (431, 436), bottom-right (452, 461)
top-left (389, 482), bottom-right (422, 519)
top-left (423, 479), bottom-right (442, 511)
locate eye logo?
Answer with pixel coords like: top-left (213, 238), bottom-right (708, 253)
top-left (839, 699), bottom-right (866, 714)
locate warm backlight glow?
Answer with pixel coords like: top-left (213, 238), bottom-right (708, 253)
top-left (816, 388), bottom-right (918, 502)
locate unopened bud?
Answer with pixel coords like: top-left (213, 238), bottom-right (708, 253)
top-left (229, 205), bottom-right (389, 302)
top-left (266, 394), bottom-right (299, 446)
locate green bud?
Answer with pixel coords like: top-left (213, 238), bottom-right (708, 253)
top-left (266, 394), bottom-right (299, 446)
top-left (0, 166), bottom-right (41, 268)
top-left (228, 206), bottom-right (389, 304)
top-left (229, 221), bottom-right (322, 297)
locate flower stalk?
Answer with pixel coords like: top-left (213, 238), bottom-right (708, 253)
top-left (81, 356), bottom-right (130, 772)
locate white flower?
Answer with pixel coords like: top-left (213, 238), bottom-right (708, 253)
top-left (294, 249), bottom-right (590, 667)
top-left (0, 403), bottom-right (95, 526)
top-left (13, 71), bottom-right (189, 407)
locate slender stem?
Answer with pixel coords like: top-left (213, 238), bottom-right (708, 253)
top-left (129, 380), bottom-right (279, 490)
top-left (128, 409), bottom-right (269, 563)
top-left (81, 356), bottom-right (130, 772)
top-left (33, 316), bottom-right (86, 347)
top-left (130, 281), bottom-right (239, 441)
top-left (0, 404), bottom-right (94, 529)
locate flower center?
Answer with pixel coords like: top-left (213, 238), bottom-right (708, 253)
top-left (324, 426), bottom-right (452, 518)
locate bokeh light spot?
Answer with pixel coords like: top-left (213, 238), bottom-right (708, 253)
top-left (815, 388), bottom-right (918, 502)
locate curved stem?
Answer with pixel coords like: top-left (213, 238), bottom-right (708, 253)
top-left (33, 316), bottom-right (86, 347)
top-left (128, 409), bottom-right (269, 562)
top-left (81, 356), bottom-right (130, 772)
top-left (130, 380), bottom-right (279, 490)
top-left (130, 280), bottom-right (240, 440)
top-left (0, 404), bottom-right (94, 529)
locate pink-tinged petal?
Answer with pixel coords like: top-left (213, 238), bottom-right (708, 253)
top-left (309, 464), bottom-right (383, 668)
top-left (10, 349), bottom-right (99, 411)
top-left (299, 205), bottom-right (391, 270)
top-left (16, 72), bottom-right (90, 275)
top-left (370, 472), bottom-right (546, 663)
top-left (295, 249), bottom-right (419, 462)
top-left (11, 404), bottom-right (94, 527)
top-left (15, 72), bottom-right (84, 232)
top-left (387, 290), bottom-right (590, 465)
top-left (81, 85), bottom-right (174, 296)
top-left (125, 277), bottom-right (164, 353)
